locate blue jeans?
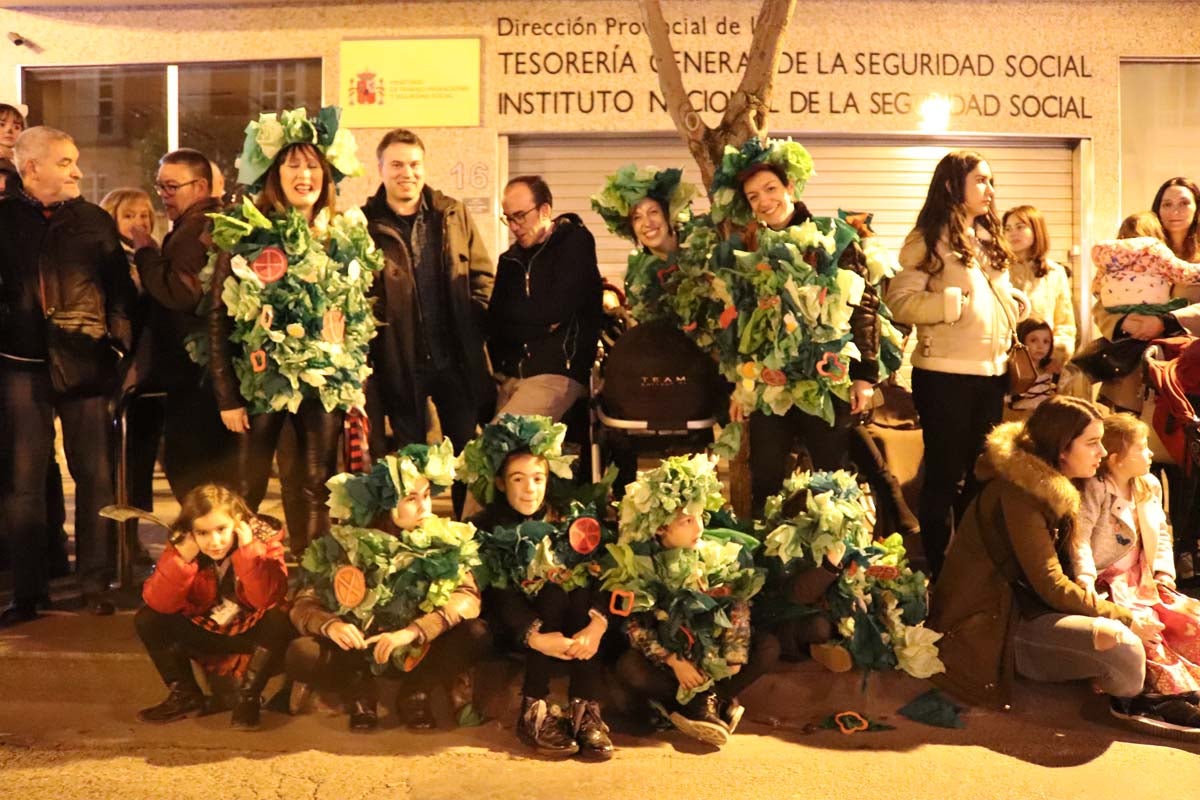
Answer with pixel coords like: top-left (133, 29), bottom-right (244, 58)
top-left (0, 362), bottom-right (115, 603)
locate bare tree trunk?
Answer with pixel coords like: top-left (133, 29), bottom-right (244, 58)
top-left (638, 0), bottom-right (796, 519)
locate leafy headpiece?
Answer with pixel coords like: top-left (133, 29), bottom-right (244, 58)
top-left (590, 165), bottom-right (698, 243)
top-left (708, 138), bottom-right (815, 226)
top-left (326, 438), bottom-right (457, 526)
top-left (617, 453), bottom-right (726, 544)
top-left (236, 105), bottom-right (364, 194)
top-left (457, 414), bottom-right (576, 505)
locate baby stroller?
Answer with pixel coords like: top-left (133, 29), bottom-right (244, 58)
top-left (590, 319), bottom-right (723, 489)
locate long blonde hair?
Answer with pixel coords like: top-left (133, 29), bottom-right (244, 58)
top-left (1099, 413), bottom-right (1154, 502)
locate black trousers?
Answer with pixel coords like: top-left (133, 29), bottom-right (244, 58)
top-left (285, 618), bottom-right (492, 698)
top-left (749, 398), bottom-right (855, 514)
top-left (237, 399), bottom-right (343, 557)
top-left (910, 368), bottom-right (1007, 579)
top-left (616, 631), bottom-right (780, 707)
top-left (133, 605), bottom-right (294, 686)
top-left (523, 585), bottom-right (607, 701)
top-left (125, 393), bottom-right (165, 512)
top-left (162, 383), bottom-right (239, 502)
top-left (0, 363), bottom-right (115, 602)
top-left (366, 366), bottom-right (478, 517)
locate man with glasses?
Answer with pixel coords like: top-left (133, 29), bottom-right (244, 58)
top-left (0, 126), bottom-right (136, 624)
top-left (128, 148), bottom-right (235, 500)
top-left (490, 175), bottom-right (602, 421)
top-left (364, 129), bottom-right (494, 515)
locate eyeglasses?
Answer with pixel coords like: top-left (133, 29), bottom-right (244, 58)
top-left (154, 179), bottom-right (201, 197)
top-left (500, 206), bottom-right (539, 227)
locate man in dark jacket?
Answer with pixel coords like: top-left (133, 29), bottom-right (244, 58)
top-left (490, 175), bottom-right (602, 421)
top-left (129, 148), bottom-right (234, 500)
top-left (0, 126), bottom-right (136, 624)
top-left (363, 129), bottom-right (494, 512)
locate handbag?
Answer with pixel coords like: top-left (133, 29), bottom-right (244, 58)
top-left (1069, 336), bottom-right (1148, 382)
top-left (984, 276), bottom-right (1037, 395)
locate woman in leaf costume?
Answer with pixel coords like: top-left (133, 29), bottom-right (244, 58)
top-left (286, 441), bottom-right (490, 732)
top-left (463, 414), bottom-right (616, 760)
top-left (201, 106), bottom-right (382, 556)
top-left (606, 454), bottom-right (777, 748)
top-left (757, 470), bottom-right (944, 680)
top-left (135, 484), bottom-right (292, 730)
top-left (708, 138), bottom-right (905, 515)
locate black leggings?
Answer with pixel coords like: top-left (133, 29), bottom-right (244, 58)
top-left (523, 585), bottom-right (607, 701)
top-left (134, 605), bottom-right (294, 686)
top-left (616, 632), bottom-right (780, 708)
top-left (238, 399), bottom-right (343, 556)
top-left (285, 619), bottom-right (492, 699)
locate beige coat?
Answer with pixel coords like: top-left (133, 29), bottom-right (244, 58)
top-left (1009, 258), bottom-right (1077, 363)
top-left (1071, 473), bottom-right (1175, 586)
top-left (887, 230), bottom-right (1028, 376)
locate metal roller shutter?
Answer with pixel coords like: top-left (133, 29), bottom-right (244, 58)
top-left (507, 134), bottom-right (1077, 284)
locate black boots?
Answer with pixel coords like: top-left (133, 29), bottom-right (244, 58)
top-left (231, 647), bottom-right (276, 730)
top-left (517, 696), bottom-right (579, 758)
top-left (138, 679), bottom-right (206, 724)
top-left (569, 698), bottom-right (614, 761)
top-left (397, 691), bottom-right (437, 730)
top-left (668, 691), bottom-right (730, 747)
top-left (346, 676), bottom-right (380, 733)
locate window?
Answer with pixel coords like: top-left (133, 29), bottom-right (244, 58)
top-left (22, 59), bottom-right (321, 204)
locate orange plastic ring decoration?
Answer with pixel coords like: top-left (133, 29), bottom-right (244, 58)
top-left (679, 625), bottom-right (696, 652)
top-left (402, 642), bottom-right (431, 673)
top-left (834, 710), bottom-right (869, 735)
top-left (609, 590), bottom-right (635, 617)
top-left (815, 351), bottom-right (846, 380)
top-left (250, 349), bottom-right (269, 373)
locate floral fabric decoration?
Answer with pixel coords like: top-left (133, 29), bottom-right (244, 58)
top-left (617, 453), bottom-right (726, 545)
top-left (299, 517), bottom-right (480, 673)
top-left (708, 138), bottom-right (815, 227)
top-left (758, 470), bottom-right (945, 680)
top-left (190, 198), bottom-right (383, 415)
top-left (326, 438), bottom-right (457, 527)
top-left (457, 414), bottom-right (576, 506)
top-left (236, 105), bottom-right (363, 194)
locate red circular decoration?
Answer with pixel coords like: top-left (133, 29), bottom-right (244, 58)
top-left (252, 247), bottom-right (289, 283)
top-left (568, 516), bottom-right (602, 555)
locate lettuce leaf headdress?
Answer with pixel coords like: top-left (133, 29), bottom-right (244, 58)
top-left (590, 165), bottom-right (698, 243)
top-left (236, 105), bottom-right (364, 194)
top-left (326, 438), bottom-right (457, 526)
top-left (617, 453), bottom-right (726, 544)
top-left (757, 470), bottom-right (943, 680)
top-left (457, 414), bottom-right (576, 506)
top-left (708, 138), bottom-right (815, 227)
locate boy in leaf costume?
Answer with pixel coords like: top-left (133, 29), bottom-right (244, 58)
top-left (286, 439), bottom-right (490, 732)
top-left (757, 470), bottom-right (944, 680)
top-left (605, 454), bottom-right (777, 748)
top-left (463, 414), bottom-right (617, 760)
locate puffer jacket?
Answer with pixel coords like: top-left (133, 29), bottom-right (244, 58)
top-left (928, 422), bottom-right (1133, 709)
top-left (887, 229), bottom-right (1027, 377)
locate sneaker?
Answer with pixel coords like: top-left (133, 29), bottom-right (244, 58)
top-left (668, 692), bottom-right (730, 747)
top-left (1111, 694), bottom-right (1200, 741)
top-left (517, 697), bottom-right (579, 758)
top-left (721, 697), bottom-right (746, 734)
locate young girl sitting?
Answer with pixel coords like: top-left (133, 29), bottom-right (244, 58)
top-left (1007, 318), bottom-right (1059, 416)
top-left (135, 484), bottom-right (292, 729)
top-left (1072, 414), bottom-right (1200, 698)
top-left (462, 414), bottom-right (615, 760)
top-left (606, 454), bottom-right (777, 747)
top-left (286, 440), bottom-right (490, 732)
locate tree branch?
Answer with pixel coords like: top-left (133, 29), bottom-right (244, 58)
top-left (722, 0), bottom-right (796, 137)
top-left (639, 0), bottom-right (707, 145)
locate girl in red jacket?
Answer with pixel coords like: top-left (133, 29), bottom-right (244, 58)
top-left (135, 484), bottom-right (292, 729)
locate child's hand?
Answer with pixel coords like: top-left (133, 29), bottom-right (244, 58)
top-left (1130, 614), bottom-right (1165, 648)
top-left (174, 533), bottom-right (200, 563)
top-left (667, 655), bottom-right (707, 692)
top-left (220, 407), bottom-right (250, 433)
top-left (1154, 572), bottom-right (1176, 591)
top-left (366, 627), bottom-right (418, 665)
top-left (235, 520), bottom-right (255, 548)
top-left (527, 631), bottom-right (574, 660)
top-left (325, 620), bottom-right (368, 651)
top-left (565, 617), bottom-right (607, 660)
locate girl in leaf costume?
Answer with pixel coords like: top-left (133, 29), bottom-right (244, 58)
top-left (757, 470), bottom-right (944, 680)
top-left (135, 484), bottom-right (292, 730)
top-left (708, 139), bottom-right (906, 518)
top-left (606, 454), bottom-right (778, 748)
top-left (200, 106), bottom-right (382, 557)
top-left (286, 441), bottom-right (490, 732)
top-left (463, 414), bottom-right (617, 760)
